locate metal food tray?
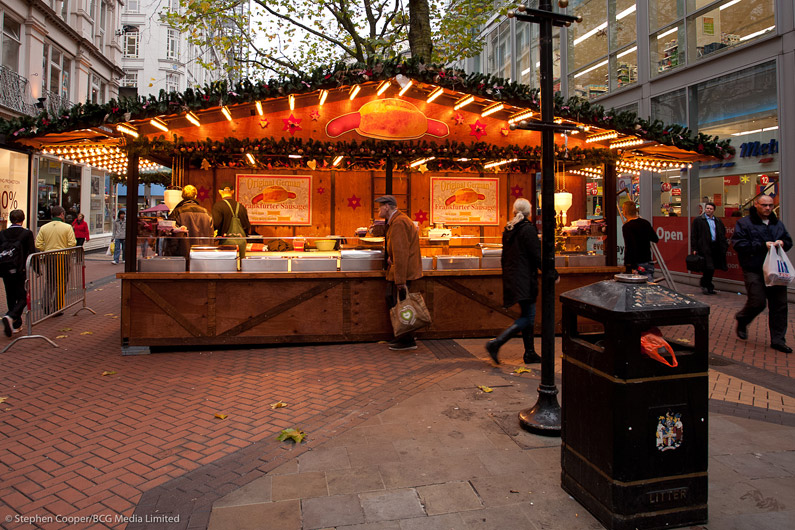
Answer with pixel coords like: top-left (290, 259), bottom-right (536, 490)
top-left (190, 259), bottom-right (238, 272)
top-left (138, 256), bottom-right (186, 272)
top-left (189, 246), bottom-right (238, 260)
top-left (435, 255), bottom-right (479, 270)
top-left (241, 257), bottom-right (289, 272)
top-left (421, 256), bottom-right (434, 271)
top-left (480, 256), bottom-right (501, 269)
top-left (291, 257), bottom-right (338, 272)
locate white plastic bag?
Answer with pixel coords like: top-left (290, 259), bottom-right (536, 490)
top-left (762, 245), bottom-right (795, 286)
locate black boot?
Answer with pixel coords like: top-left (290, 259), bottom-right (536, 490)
top-left (486, 324), bottom-right (522, 364)
top-left (522, 332), bottom-right (541, 364)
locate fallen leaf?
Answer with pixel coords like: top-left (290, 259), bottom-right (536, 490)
top-left (277, 428), bottom-right (306, 443)
top-left (101, 371), bottom-right (117, 376)
top-left (513, 367), bottom-right (533, 374)
top-left (510, 489), bottom-right (520, 493)
top-left (56, 335), bottom-right (68, 339)
top-left (104, 313), bottom-right (115, 316)
top-left (112, 316), bottom-right (118, 319)
top-left (214, 413), bottom-right (228, 420)
top-left (270, 401), bottom-right (288, 409)
top-left (80, 331), bottom-right (93, 335)
top-left (0, 397), bottom-right (7, 403)
top-left (477, 385), bottom-right (493, 393)
top-left (59, 328), bottom-right (72, 332)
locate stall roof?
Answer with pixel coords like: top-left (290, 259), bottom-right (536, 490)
top-left (1, 59), bottom-right (732, 175)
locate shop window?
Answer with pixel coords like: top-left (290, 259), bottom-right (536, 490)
top-left (612, 0), bottom-right (637, 50)
top-left (516, 24), bottom-right (532, 85)
top-left (612, 101), bottom-right (638, 115)
top-left (90, 171), bottom-right (104, 233)
top-left (570, 59), bottom-right (608, 99)
top-left (569, 0), bottom-right (609, 73)
top-left (104, 174), bottom-right (113, 233)
top-left (649, 0), bottom-right (685, 32)
top-left (687, 0), bottom-right (775, 62)
top-left (651, 88), bottom-right (687, 126)
top-left (613, 46), bottom-right (637, 90)
top-left (2, 16), bottom-right (21, 72)
top-left (651, 23), bottom-right (685, 76)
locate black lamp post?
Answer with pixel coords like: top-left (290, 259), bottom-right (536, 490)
top-left (509, 1), bottom-right (581, 436)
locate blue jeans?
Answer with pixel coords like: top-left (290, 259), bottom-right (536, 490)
top-left (113, 238), bottom-right (125, 262)
top-left (514, 299), bottom-right (537, 332)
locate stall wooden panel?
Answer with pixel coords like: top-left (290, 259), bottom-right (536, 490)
top-left (334, 170), bottom-right (373, 237)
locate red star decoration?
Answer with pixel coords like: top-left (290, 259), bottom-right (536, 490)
top-left (310, 110), bottom-right (321, 121)
top-left (501, 125), bottom-right (510, 136)
top-left (510, 185), bottom-right (524, 198)
top-left (317, 187), bottom-right (325, 194)
top-left (470, 119), bottom-right (487, 141)
top-left (413, 210), bottom-right (429, 225)
top-left (197, 186), bottom-right (210, 201)
top-left (282, 114), bottom-right (302, 135)
top-left (347, 194), bottom-right (361, 210)
top-left (259, 117), bottom-right (269, 129)
top-left (453, 113), bottom-right (464, 125)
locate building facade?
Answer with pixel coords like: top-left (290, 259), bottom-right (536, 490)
top-left (0, 0), bottom-right (126, 249)
top-left (455, 0), bottom-right (795, 288)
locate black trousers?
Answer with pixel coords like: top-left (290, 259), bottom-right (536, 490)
top-left (2, 271), bottom-right (26, 325)
top-left (736, 270), bottom-right (788, 345)
top-left (699, 241), bottom-right (722, 291)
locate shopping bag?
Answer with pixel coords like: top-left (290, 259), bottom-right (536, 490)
top-left (640, 327), bottom-right (678, 368)
top-left (106, 241), bottom-right (114, 256)
top-left (389, 289), bottom-right (432, 337)
top-left (763, 245), bottom-right (795, 286)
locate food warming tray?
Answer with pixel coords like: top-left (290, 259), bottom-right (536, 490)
top-left (421, 256), bottom-right (434, 271)
top-left (138, 256), bottom-right (186, 272)
top-left (435, 255), bottom-right (479, 270)
top-left (189, 246), bottom-right (238, 272)
top-left (339, 250), bottom-right (384, 271)
top-left (241, 256), bottom-right (289, 272)
top-left (290, 257), bottom-right (338, 272)
top-left (480, 247), bottom-right (502, 269)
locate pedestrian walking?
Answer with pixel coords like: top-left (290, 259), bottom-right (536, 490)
top-left (34, 205), bottom-right (76, 316)
top-left (731, 194), bottom-right (793, 353)
top-left (486, 198), bottom-right (551, 365)
top-left (0, 210), bottom-right (35, 336)
top-left (691, 202), bottom-right (728, 294)
top-left (71, 213), bottom-right (90, 247)
top-left (112, 211), bottom-right (126, 264)
top-left (376, 195), bottom-right (423, 351)
top-left (621, 201), bottom-right (659, 282)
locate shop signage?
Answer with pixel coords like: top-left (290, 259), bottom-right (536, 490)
top-left (739, 139), bottom-right (778, 158)
top-left (326, 98), bottom-right (450, 140)
top-left (430, 177), bottom-right (499, 225)
top-left (0, 149), bottom-right (29, 226)
top-left (661, 182), bottom-right (672, 192)
top-left (723, 175), bottom-right (739, 186)
top-left (671, 187), bottom-right (681, 196)
top-left (760, 175), bottom-right (770, 185)
top-left (236, 174), bottom-right (312, 226)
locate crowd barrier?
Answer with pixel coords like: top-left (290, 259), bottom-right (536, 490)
top-left (2, 246), bottom-right (95, 354)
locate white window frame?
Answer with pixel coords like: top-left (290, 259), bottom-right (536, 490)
top-left (125, 0), bottom-right (139, 14)
top-left (166, 28), bottom-right (179, 60)
top-left (1, 13), bottom-right (22, 72)
top-left (121, 70), bottom-right (138, 88)
top-left (165, 72), bottom-right (179, 93)
top-left (123, 32), bottom-right (139, 58)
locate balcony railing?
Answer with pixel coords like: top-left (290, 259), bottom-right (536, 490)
top-left (41, 88), bottom-right (74, 116)
top-left (0, 65), bottom-right (38, 117)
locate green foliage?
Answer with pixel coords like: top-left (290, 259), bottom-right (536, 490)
top-left (276, 428), bottom-right (307, 443)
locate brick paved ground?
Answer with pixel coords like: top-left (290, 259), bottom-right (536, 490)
top-left (0, 255), bottom-right (793, 529)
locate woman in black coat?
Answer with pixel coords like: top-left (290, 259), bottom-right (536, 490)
top-left (486, 198), bottom-right (543, 365)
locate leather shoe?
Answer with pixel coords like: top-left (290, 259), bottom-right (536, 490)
top-left (523, 351), bottom-right (542, 364)
top-left (701, 287), bottom-right (709, 295)
top-left (771, 343), bottom-right (792, 354)
top-left (707, 289), bottom-right (717, 295)
top-left (736, 323), bottom-right (747, 340)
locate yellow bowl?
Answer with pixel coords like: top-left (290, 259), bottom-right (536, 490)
top-left (315, 239), bottom-right (336, 251)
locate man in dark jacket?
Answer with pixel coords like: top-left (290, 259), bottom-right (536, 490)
top-left (622, 201), bottom-right (659, 281)
top-left (167, 185), bottom-right (213, 265)
top-left (377, 195), bottom-right (423, 351)
top-left (212, 182), bottom-right (251, 238)
top-left (691, 202), bottom-right (728, 294)
top-left (731, 194), bottom-right (793, 353)
top-left (0, 210), bottom-right (35, 336)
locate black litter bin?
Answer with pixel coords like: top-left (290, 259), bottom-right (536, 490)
top-left (560, 274), bottom-right (709, 530)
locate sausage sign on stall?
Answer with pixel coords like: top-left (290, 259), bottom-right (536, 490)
top-left (236, 174), bottom-right (312, 226)
top-left (430, 177), bottom-right (499, 225)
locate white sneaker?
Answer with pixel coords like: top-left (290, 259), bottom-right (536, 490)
top-left (111, 261), bottom-right (118, 264)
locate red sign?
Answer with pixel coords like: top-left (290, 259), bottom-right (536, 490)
top-left (671, 187), bottom-right (681, 196)
top-left (661, 182), bottom-right (672, 192)
top-left (590, 188), bottom-right (599, 196)
top-left (723, 175), bottom-right (740, 186)
top-left (717, 217), bottom-right (743, 282)
top-left (713, 193), bottom-right (722, 206)
top-left (760, 175), bottom-right (770, 185)
top-left (653, 216), bottom-right (689, 273)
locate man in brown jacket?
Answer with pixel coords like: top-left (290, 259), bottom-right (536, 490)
top-left (376, 195), bottom-right (423, 350)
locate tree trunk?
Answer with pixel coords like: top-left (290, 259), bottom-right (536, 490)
top-left (408, 0), bottom-right (433, 61)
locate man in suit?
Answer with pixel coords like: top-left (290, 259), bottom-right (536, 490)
top-left (376, 195), bottom-right (423, 351)
top-left (0, 210), bottom-right (35, 335)
top-left (691, 201), bottom-right (728, 294)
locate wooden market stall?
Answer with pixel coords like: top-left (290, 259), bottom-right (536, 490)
top-left (1, 60), bottom-right (731, 351)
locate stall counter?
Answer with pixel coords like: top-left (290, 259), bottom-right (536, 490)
top-left (117, 267), bottom-right (620, 352)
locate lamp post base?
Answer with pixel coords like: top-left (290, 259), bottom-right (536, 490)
top-left (518, 384), bottom-right (561, 436)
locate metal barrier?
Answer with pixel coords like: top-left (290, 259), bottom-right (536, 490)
top-left (2, 247), bottom-right (96, 353)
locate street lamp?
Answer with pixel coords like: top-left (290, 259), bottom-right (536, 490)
top-left (508, 1), bottom-right (581, 436)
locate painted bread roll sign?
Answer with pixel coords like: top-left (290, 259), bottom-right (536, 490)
top-left (430, 177), bottom-right (500, 226)
top-left (236, 174), bottom-right (312, 226)
top-left (326, 99), bottom-right (449, 139)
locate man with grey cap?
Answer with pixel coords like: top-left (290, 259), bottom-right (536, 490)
top-left (376, 194), bottom-right (423, 350)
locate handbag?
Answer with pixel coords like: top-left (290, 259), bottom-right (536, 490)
top-left (389, 288), bottom-right (432, 337)
top-left (685, 254), bottom-right (704, 272)
top-left (762, 245), bottom-right (795, 286)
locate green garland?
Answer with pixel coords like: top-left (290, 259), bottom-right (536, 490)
top-left (132, 135), bottom-right (620, 171)
top-left (0, 57), bottom-right (733, 159)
